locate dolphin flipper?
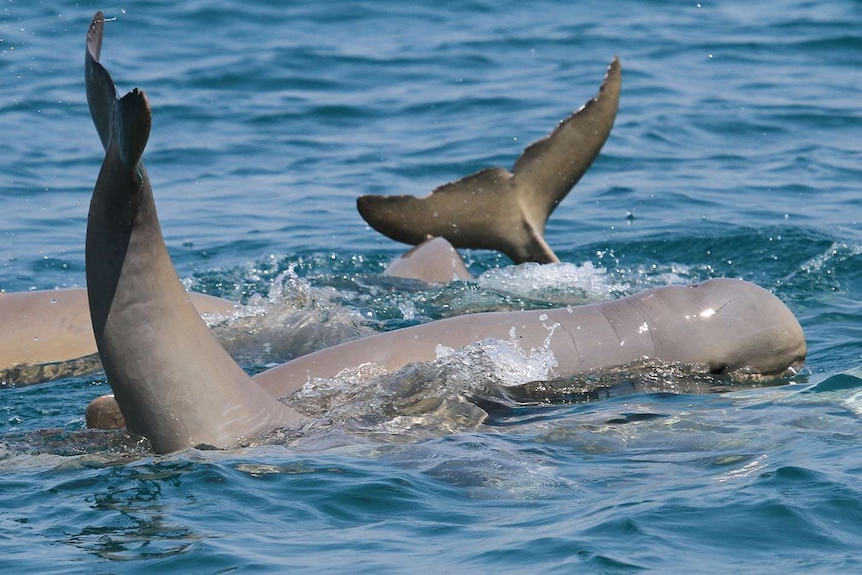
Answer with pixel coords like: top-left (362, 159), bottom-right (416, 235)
top-left (357, 57), bottom-right (621, 264)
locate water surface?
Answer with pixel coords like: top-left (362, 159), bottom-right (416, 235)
top-left (1, 1), bottom-right (861, 572)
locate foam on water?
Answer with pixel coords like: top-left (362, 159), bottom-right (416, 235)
top-left (476, 260), bottom-right (623, 303)
top-left (290, 335), bottom-right (560, 440)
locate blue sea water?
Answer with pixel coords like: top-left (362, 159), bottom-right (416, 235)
top-left (1, 0), bottom-right (862, 572)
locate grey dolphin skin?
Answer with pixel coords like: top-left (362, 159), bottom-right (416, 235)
top-left (356, 57), bottom-right (621, 265)
top-left (382, 236), bottom-right (473, 283)
top-left (88, 277), bottom-right (808, 433)
top-left (252, 278), bottom-right (807, 398)
top-left (0, 289), bottom-right (234, 385)
top-left (82, 13), bottom-right (805, 450)
top-left (85, 13), bottom-right (306, 452)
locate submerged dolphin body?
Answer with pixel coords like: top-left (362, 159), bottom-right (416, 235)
top-left (85, 13), bottom-right (306, 452)
top-left (82, 14), bottom-right (806, 450)
top-left (357, 58), bottom-right (621, 265)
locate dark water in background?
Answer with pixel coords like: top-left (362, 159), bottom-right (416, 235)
top-left (1, 1), bottom-right (862, 572)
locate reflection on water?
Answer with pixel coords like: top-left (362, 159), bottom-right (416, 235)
top-left (68, 464), bottom-right (200, 561)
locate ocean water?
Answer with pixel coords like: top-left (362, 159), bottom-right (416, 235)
top-left (1, 0), bottom-right (862, 572)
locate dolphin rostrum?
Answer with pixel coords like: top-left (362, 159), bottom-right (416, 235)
top-left (85, 12), bottom-right (306, 452)
top-left (356, 57), bottom-right (621, 265)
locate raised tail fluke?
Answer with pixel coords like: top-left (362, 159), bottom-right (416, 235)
top-left (357, 57), bottom-right (621, 265)
top-left (114, 88), bottom-right (151, 170)
top-left (84, 12), bottom-right (307, 453)
top-left (85, 11), bottom-right (117, 151)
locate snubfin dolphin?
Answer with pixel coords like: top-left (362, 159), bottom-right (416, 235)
top-left (81, 14), bottom-right (805, 447)
top-left (85, 12), bottom-right (306, 452)
top-left (89, 277), bottom-right (808, 432)
top-left (252, 278), bottom-right (807, 399)
top-left (357, 57), bottom-right (621, 265)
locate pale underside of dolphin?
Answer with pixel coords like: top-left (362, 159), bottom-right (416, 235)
top-left (357, 57), bottom-right (621, 265)
top-left (82, 13), bottom-right (805, 452)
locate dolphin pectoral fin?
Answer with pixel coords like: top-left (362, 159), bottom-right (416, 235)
top-left (357, 57), bottom-right (621, 265)
top-left (85, 11), bottom-right (117, 151)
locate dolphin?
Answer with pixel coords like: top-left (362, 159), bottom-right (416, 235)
top-left (85, 13), bottom-right (306, 452)
top-left (89, 277), bottom-right (807, 432)
top-left (251, 278), bottom-right (807, 398)
top-left (80, 14), bottom-right (806, 449)
top-left (0, 288), bottom-right (234, 385)
top-left (356, 57), bottom-right (621, 265)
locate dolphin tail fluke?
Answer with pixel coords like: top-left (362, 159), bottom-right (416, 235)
top-left (357, 57), bottom-right (621, 265)
top-left (512, 57), bottom-right (621, 224)
top-left (113, 89), bottom-right (151, 170)
top-left (358, 166), bottom-right (559, 264)
top-left (86, 11), bottom-right (118, 151)
top-left (85, 12), bottom-right (308, 453)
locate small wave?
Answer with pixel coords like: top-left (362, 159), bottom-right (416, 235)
top-left (476, 261), bottom-right (622, 304)
top-left (208, 268), bottom-right (375, 369)
top-left (291, 337), bottom-right (559, 440)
